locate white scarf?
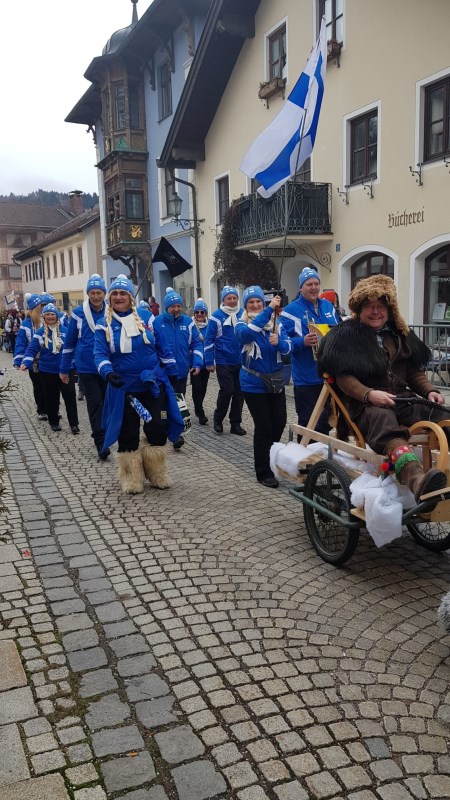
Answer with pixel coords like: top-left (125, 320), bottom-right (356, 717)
top-left (83, 300), bottom-right (96, 332)
top-left (46, 324), bottom-right (63, 354)
top-left (111, 309), bottom-right (140, 353)
top-left (221, 303), bottom-right (239, 327)
top-left (241, 309), bottom-right (277, 362)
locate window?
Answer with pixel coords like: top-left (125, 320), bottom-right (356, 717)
top-left (425, 245), bottom-right (450, 323)
top-left (53, 254), bottom-right (57, 278)
top-left (68, 249), bottom-right (74, 275)
top-left (216, 176), bottom-right (229, 225)
top-left (125, 191), bottom-right (144, 219)
top-left (158, 61), bottom-right (172, 120)
top-left (297, 157), bottom-right (311, 183)
top-left (424, 76), bottom-right (450, 161)
top-left (115, 83), bottom-right (126, 130)
top-left (39, 262), bottom-right (42, 280)
top-left (77, 246), bottom-right (84, 273)
top-left (25, 265), bottom-right (28, 282)
top-left (60, 252), bottom-right (65, 277)
top-left (350, 110), bottom-right (378, 183)
top-left (320, 0), bottom-right (343, 44)
top-left (351, 253), bottom-right (393, 289)
top-left (268, 25), bottom-right (286, 80)
top-left (46, 257), bottom-right (50, 280)
top-left (102, 89), bottom-right (110, 136)
top-left (164, 168), bottom-right (177, 217)
top-left (129, 84), bottom-right (140, 129)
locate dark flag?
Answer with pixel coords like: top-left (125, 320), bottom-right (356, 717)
top-left (153, 237), bottom-right (192, 278)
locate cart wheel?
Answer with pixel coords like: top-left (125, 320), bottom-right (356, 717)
top-left (303, 459), bottom-right (359, 566)
top-left (406, 520), bottom-right (450, 552)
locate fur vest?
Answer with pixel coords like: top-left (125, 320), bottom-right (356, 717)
top-left (317, 319), bottom-right (430, 383)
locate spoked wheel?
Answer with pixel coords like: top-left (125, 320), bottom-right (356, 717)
top-left (406, 520), bottom-right (450, 552)
top-left (303, 459), bottom-right (360, 565)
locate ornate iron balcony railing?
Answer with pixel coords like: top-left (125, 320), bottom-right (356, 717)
top-left (234, 182), bottom-right (332, 246)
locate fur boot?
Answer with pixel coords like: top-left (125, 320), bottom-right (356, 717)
top-left (142, 444), bottom-right (172, 489)
top-left (117, 450), bottom-right (144, 494)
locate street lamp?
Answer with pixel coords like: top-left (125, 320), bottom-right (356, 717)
top-left (167, 191), bottom-right (204, 236)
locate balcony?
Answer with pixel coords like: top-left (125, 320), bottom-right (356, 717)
top-left (106, 219), bottom-right (150, 258)
top-left (234, 182), bottom-right (332, 247)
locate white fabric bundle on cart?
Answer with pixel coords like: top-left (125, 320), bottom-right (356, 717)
top-left (270, 441), bottom-right (376, 479)
top-left (350, 473), bottom-right (415, 547)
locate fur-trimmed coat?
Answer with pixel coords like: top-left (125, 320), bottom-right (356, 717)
top-left (317, 318), bottom-right (433, 419)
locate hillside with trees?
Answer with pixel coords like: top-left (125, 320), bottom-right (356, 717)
top-left (0, 190), bottom-right (98, 208)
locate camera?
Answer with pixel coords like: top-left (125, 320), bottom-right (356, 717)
top-left (263, 286), bottom-right (287, 307)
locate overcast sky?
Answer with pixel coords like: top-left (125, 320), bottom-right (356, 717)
top-left (0, 0), bottom-right (153, 197)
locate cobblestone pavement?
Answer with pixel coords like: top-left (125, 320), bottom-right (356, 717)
top-left (1, 351), bottom-right (450, 800)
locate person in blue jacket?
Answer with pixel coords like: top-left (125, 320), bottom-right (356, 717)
top-left (13, 293), bottom-right (47, 419)
top-left (236, 286), bottom-right (291, 488)
top-left (280, 266), bottom-right (339, 434)
top-left (191, 298), bottom-right (210, 425)
top-left (60, 274), bottom-right (109, 460)
top-left (203, 285), bottom-right (246, 436)
top-left (94, 275), bottom-right (184, 495)
top-left (21, 304), bottom-right (79, 434)
top-left (152, 288), bottom-right (203, 450)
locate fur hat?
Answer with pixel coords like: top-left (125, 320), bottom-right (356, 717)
top-left (299, 267), bottom-right (320, 288)
top-left (164, 287), bottom-right (183, 310)
top-left (86, 273), bottom-right (106, 293)
top-left (243, 285), bottom-right (265, 308)
top-left (221, 285), bottom-right (239, 302)
top-left (42, 303), bottom-right (59, 316)
top-left (194, 298), bottom-right (208, 312)
top-left (27, 294), bottom-right (44, 310)
top-left (348, 275), bottom-right (409, 336)
top-left (108, 274), bottom-right (134, 296)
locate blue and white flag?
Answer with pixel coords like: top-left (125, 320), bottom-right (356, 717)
top-left (240, 18), bottom-right (327, 198)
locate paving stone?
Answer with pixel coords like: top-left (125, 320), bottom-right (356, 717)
top-left (0, 687), bottom-right (38, 724)
top-left (0, 773), bottom-right (70, 800)
top-left (0, 724), bottom-right (30, 787)
top-left (273, 782), bottom-right (309, 800)
top-left (423, 775), bottom-right (450, 796)
top-left (62, 629), bottom-right (100, 652)
top-left (115, 789), bottom-right (168, 800)
top-left (101, 751), bottom-right (155, 793)
top-left (135, 695), bottom-right (177, 728)
top-left (102, 620), bottom-right (137, 638)
top-left (124, 674), bottom-right (170, 702)
top-left (109, 635), bottom-right (149, 658)
top-left (66, 743), bottom-right (93, 764)
top-left (27, 732), bottom-right (58, 754)
top-left (67, 648), bottom-right (108, 672)
top-left (65, 764), bottom-right (99, 786)
top-left (0, 642), bottom-right (26, 691)
top-left (223, 761), bottom-right (258, 789)
top-left (95, 602), bottom-right (127, 623)
top-left (56, 613), bottom-right (94, 633)
top-left (31, 750), bottom-right (66, 774)
top-left (73, 788), bottom-right (106, 800)
top-left (305, 770), bottom-right (342, 798)
top-left (154, 725), bottom-right (205, 764)
top-left (116, 655), bottom-right (158, 678)
top-left (172, 760), bottom-right (227, 800)
top-left (78, 668), bottom-right (118, 698)
top-left (91, 726), bottom-right (144, 757)
top-left (0, 545), bottom-right (21, 563)
top-left (22, 719), bottom-right (52, 737)
top-left (85, 694), bottom-right (131, 730)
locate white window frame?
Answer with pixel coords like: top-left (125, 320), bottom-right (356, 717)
top-left (214, 172), bottom-right (230, 227)
top-left (415, 67), bottom-right (450, 174)
top-left (342, 100), bottom-right (381, 194)
top-left (158, 167), bottom-right (180, 224)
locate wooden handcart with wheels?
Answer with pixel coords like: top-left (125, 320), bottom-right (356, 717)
top-left (282, 379), bottom-right (450, 566)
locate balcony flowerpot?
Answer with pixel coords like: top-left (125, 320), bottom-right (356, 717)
top-left (258, 77), bottom-right (286, 106)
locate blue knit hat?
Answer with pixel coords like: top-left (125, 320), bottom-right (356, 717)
top-left (193, 298), bottom-right (208, 312)
top-left (27, 294), bottom-right (44, 310)
top-left (164, 287), bottom-right (183, 310)
top-left (41, 292), bottom-right (56, 304)
top-left (243, 285), bottom-right (265, 308)
top-left (42, 303), bottom-right (59, 316)
top-left (221, 285), bottom-right (239, 303)
top-left (299, 267), bottom-right (320, 288)
top-left (108, 274), bottom-right (134, 296)
top-left (138, 300), bottom-right (150, 309)
top-left (86, 273), bottom-right (106, 293)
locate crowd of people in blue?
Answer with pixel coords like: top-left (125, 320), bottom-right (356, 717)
top-left (9, 265), bottom-right (448, 501)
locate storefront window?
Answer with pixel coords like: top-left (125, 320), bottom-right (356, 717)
top-left (425, 245), bottom-right (450, 323)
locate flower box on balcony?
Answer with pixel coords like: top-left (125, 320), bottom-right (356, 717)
top-left (327, 38), bottom-right (342, 66)
top-left (258, 76), bottom-right (286, 107)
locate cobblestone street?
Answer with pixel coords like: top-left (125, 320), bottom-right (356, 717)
top-left (1, 351), bottom-right (450, 800)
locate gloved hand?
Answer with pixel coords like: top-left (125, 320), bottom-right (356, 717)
top-left (106, 372), bottom-right (124, 388)
top-left (169, 375), bottom-right (179, 389)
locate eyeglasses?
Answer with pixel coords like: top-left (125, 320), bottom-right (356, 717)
top-left (194, 310), bottom-right (206, 315)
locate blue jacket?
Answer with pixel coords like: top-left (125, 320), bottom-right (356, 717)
top-left (13, 318), bottom-right (35, 367)
top-left (60, 301), bottom-right (107, 375)
top-left (22, 325), bottom-right (68, 374)
top-left (152, 312), bottom-right (203, 378)
top-left (203, 308), bottom-right (243, 367)
top-left (280, 297), bottom-right (338, 385)
top-left (94, 310), bottom-right (182, 447)
top-left (236, 307), bottom-right (291, 393)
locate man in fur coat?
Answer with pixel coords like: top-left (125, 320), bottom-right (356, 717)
top-left (318, 275), bottom-right (448, 502)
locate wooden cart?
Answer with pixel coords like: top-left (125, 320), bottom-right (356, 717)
top-left (283, 380), bottom-right (450, 566)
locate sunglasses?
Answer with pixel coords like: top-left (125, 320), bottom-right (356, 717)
top-left (194, 310), bottom-right (206, 314)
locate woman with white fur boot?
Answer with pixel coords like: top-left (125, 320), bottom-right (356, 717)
top-left (94, 275), bottom-right (184, 494)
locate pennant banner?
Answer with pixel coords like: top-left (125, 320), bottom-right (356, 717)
top-left (153, 237), bottom-right (192, 278)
